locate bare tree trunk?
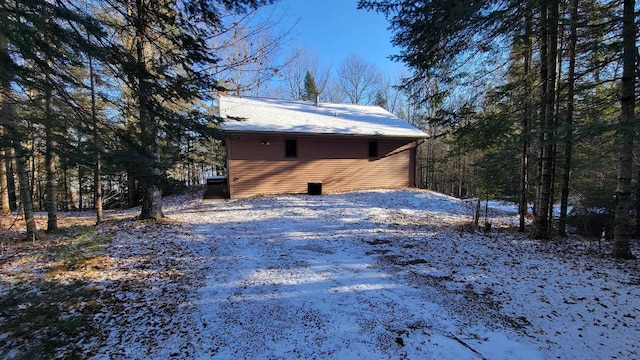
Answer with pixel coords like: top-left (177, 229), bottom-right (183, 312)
top-left (44, 74), bottom-right (58, 232)
top-left (0, 117), bottom-right (9, 217)
top-left (535, 1), bottom-right (548, 224)
top-left (136, 0), bottom-right (163, 220)
top-left (0, 68), bottom-right (8, 216)
top-left (1, 33), bottom-right (37, 240)
top-left (548, 5), bottom-right (566, 228)
top-left (60, 165), bottom-right (68, 211)
top-left (519, 7), bottom-right (533, 232)
top-left (535, 0), bottom-right (558, 239)
top-left (127, 171), bottom-right (138, 208)
top-left (612, 0), bottom-right (636, 259)
top-left (0, 147), bottom-right (8, 217)
top-left (5, 108), bottom-right (37, 241)
top-left (89, 55), bottom-right (103, 224)
top-left (636, 168), bottom-right (640, 236)
top-left (5, 147), bottom-right (16, 209)
top-left (78, 165), bottom-right (84, 211)
top-left (558, 0), bottom-right (578, 237)
top-left (16, 150), bottom-right (37, 241)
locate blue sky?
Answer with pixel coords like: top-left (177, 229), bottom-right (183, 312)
top-left (266, 0), bottom-right (403, 74)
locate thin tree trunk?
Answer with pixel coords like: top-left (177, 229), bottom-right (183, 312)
top-left (612, 0), bottom-right (636, 259)
top-left (30, 141), bottom-right (38, 210)
top-left (1, 33), bottom-right (37, 240)
top-left (0, 119), bottom-right (9, 217)
top-left (535, 1), bottom-right (548, 223)
top-left (0, 147), bottom-right (8, 217)
top-left (60, 165), bottom-right (68, 211)
top-left (635, 168), bottom-right (640, 236)
top-left (548, 4), bottom-right (566, 227)
top-left (44, 73), bottom-right (58, 232)
top-left (0, 39), bottom-right (7, 217)
top-left (519, 7), bottom-right (533, 232)
top-left (78, 165), bottom-right (83, 211)
top-left (89, 55), bottom-right (103, 224)
top-left (6, 107), bottom-right (37, 241)
top-left (16, 150), bottom-right (37, 241)
top-left (127, 171), bottom-right (138, 208)
top-left (535, 0), bottom-right (559, 239)
top-left (5, 147), bottom-right (16, 210)
top-left (0, 65), bottom-right (8, 217)
top-left (558, 0), bottom-right (578, 237)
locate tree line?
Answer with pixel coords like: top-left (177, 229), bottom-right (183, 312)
top-left (0, 0), bottom-right (416, 241)
top-left (0, 0), bottom-right (280, 239)
top-left (359, 0), bottom-right (638, 258)
top-left (2, 0), bottom-right (637, 260)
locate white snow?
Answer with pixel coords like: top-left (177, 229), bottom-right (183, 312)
top-left (91, 189), bottom-right (640, 359)
top-left (220, 96), bottom-right (427, 138)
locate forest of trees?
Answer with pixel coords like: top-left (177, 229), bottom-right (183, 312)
top-left (359, 0), bottom-right (639, 258)
top-left (0, 0), bottom-right (637, 258)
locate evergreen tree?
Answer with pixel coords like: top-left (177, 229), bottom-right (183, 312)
top-left (0, 0), bottom-right (105, 239)
top-left (360, 0), bottom-right (637, 248)
top-left (534, 0), bottom-right (560, 240)
top-left (105, 0), bottom-right (273, 220)
top-left (558, 0), bottom-right (579, 237)
top-left (612, 0), bottom-right (636, 259)
top-left (374, 90), bottom-right (387, 109)
top-left (304, 71), bottom-right (318, 101)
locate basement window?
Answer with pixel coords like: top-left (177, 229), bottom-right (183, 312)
top-left (285, 139), bottom-right (297, 158)
top-left (368, 141), bottom-right (378, 158)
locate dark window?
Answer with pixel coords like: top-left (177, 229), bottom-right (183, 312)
top-left (285, 139), bottom-right (297, 157)
top-left (368, 141), bottom-right (378, 158)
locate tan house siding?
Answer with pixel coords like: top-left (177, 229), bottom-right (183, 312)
top-left (227, 134), bottom-right (416, 198)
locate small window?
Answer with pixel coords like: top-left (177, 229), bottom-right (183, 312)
top-left (285, 139), bottom-right (297, 157)
top-left (368, 141), bottom-right (378, 158)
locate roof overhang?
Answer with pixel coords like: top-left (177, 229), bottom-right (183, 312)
top-left (222, 129), bottom-right (427, 141)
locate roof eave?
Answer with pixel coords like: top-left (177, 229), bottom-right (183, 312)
top-left (221, 129), bottom-right (428, 139)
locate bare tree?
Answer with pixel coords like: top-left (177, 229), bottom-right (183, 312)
top-left (375, 71), bottom-right (408, 114)
top-left (322, 79), bottom-right (345, 104)
top-left (337, 54), bottom-right (381, 104)
top-left (213, 7), bottom-right (295, 97)
top-left (281, 47), bottom-right (330, 100)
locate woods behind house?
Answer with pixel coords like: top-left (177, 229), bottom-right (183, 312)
top-left (1, 0), bottom-right (638, 258)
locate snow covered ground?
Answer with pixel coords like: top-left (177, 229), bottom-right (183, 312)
top-left (91, 189), bottom-right (639, 359)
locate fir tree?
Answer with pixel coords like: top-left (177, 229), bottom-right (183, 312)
top-left (612, 0), bottom-right (636, 259)
top-left (304, 71), bottom-right (318, 101)
top-left (105, 0), bottom-right (273, 220)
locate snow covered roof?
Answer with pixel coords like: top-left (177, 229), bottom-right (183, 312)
top-left (219, 96), bottom-right (427, 138)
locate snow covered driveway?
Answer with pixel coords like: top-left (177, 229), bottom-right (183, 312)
top-left (93, 189), bottom-right (639, 359)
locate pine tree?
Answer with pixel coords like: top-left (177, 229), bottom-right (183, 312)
top-left (1, 0), bottom-right (107, 238)
top-left (304, 71), bottom-right (318, 101)
top-left (105, 0), bottom-right (273, 220)
top-left (558, 0), bottom-right (578, 237)
top-left (612, 0), bottom-right (636, 259)
top-left (375, 90), bottom-right (387, 109)
top-left (534, 0), bottom-right (560, 240)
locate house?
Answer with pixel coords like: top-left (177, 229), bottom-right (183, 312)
top-left (220, 96), bottom-right (427, 198)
